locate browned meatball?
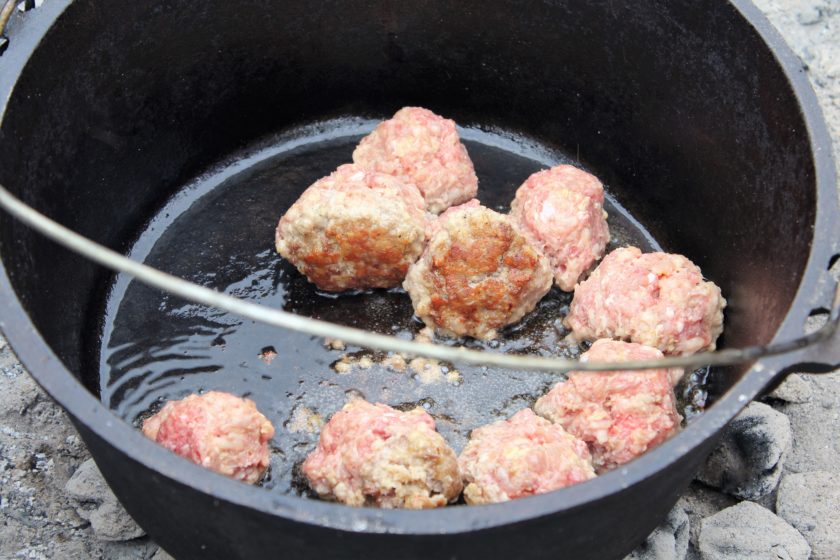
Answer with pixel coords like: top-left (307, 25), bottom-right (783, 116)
top-left (275, 164), bottom-right (427, 292)
top-left (403, 201), bottom-right (553, 340)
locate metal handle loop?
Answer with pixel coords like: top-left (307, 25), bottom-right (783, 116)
top-left (1, 182), bottom-right (838, 374)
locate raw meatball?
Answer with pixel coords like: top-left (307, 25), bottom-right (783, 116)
top-left (302, 400), bottom-right (462, 508)
top-left (275, 163), bottom-right (426, 292)
top-left (458, 409), bottom-right (596, 505)
top-left (353, 107), bottom-right (478, 214)
top-left (510, 165), bottom-right (610, 291)
top-left (403, 201), bottom-right (553, 340)
top-left (565, 246), bottom-right (726, 355)
top-left (534, 339), bottom-right (682, 473)
top-left (142, 391), bottom-right (275, 484)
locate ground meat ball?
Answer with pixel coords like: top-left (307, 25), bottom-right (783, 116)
top-left (534, 339), bottom-right (682, 473)
top-left (353, 107), bottom-right (478, 214)
top-left (565, 246), bottom-right (726, 355)
top-left (403, 201), bottom-right (553, 340)
top-left (301, 400), bottom-right (461, 508)
top-left (142, 391), bottom-right (275, 484)
top-left (510, 165), bottom-right (610, 291)
top-left (458, 409), bottom-right (595, 505)
top-left (275, 163), bottom-right (426, 292)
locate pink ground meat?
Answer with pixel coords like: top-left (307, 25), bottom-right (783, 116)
top-left (302, 400), bottom-right (462, 508)
top-left (510, 165), bottom-right (610, 291)
top-left (142, 391), bottom-right (275, 484)
top-left (534, 339), bottom-right (682, 473)
top-left (352, 107), bottom-right (478, 214)
top-left (403, 201), bottom-right (553, 340)
top-left (275, 163), bottom-right (427, 292)
top-left (564, 246), bottom-right (726, 355)
top-left (457, 408), bottom-right (595, 504)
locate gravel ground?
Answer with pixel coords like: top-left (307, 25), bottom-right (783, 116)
top-left (1, 1), bottom-right (838, 559)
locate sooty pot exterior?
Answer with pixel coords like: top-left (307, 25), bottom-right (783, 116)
top-left (0, 1), bottom-right (837, 559)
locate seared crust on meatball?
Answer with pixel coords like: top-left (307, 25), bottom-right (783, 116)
top-left (458, 409), bottom-right (595, 504)
top-left (142, 391), bottom-right (275, 484)
top-left (565, 246), bottom-right (726, 355)
top-left (301, 400), bottom-right (462, 508)
top-left (403, 201), bottom-right (553, 340)
top-left (510, 165), bottom-right (610, 291)
top-left (353, 107), bottom-right (478, 214)
top-left (534, 339), bottom-right (682, 473)
top-left (275, 164), bottom-right (427, 292)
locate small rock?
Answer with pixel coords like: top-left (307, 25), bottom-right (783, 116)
top-left (677, 484), bottom-right (737, 560)
top-left (796, 6), bottom-right (822, 26)
top-left (767, 374), bottom-right (812, 403)
top-left (695, 402), bottom-right (791, 499)
top-left (626, 504), bottom-right (689, 560)
top-left (777, 471), bottom-right (840, 560)
top-left (151, 548), bottom-right (176, 560)
top-left (87, 499), bottom-right (146, 543)
top-left (99, 539), bottom-right (161, 559)
top-left (698, 501), bottom-right (810, 560)
top-left (776, 372), bottom-right (840, 473)
top-left (65, 459), bottom-right (145, 542)
top-left (64, 459), bottom-right (108, 504)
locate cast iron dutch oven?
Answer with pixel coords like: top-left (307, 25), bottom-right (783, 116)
top-left (0, 1), bottom-right (839, 559)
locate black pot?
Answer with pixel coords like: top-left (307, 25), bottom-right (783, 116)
top-left (0, 1), bottom-right (838, 559)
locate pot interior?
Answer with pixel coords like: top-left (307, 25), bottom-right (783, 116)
top-left (94, 121), bottom-right (721, 494)
top-left (0, 0), bottom-right (819, 497)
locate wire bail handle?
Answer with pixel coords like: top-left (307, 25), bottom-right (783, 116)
top-left (1, 183), bottom-right (838, 374)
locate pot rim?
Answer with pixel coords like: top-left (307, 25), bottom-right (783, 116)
top-left (0, 0), bottom-right (836, 536)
